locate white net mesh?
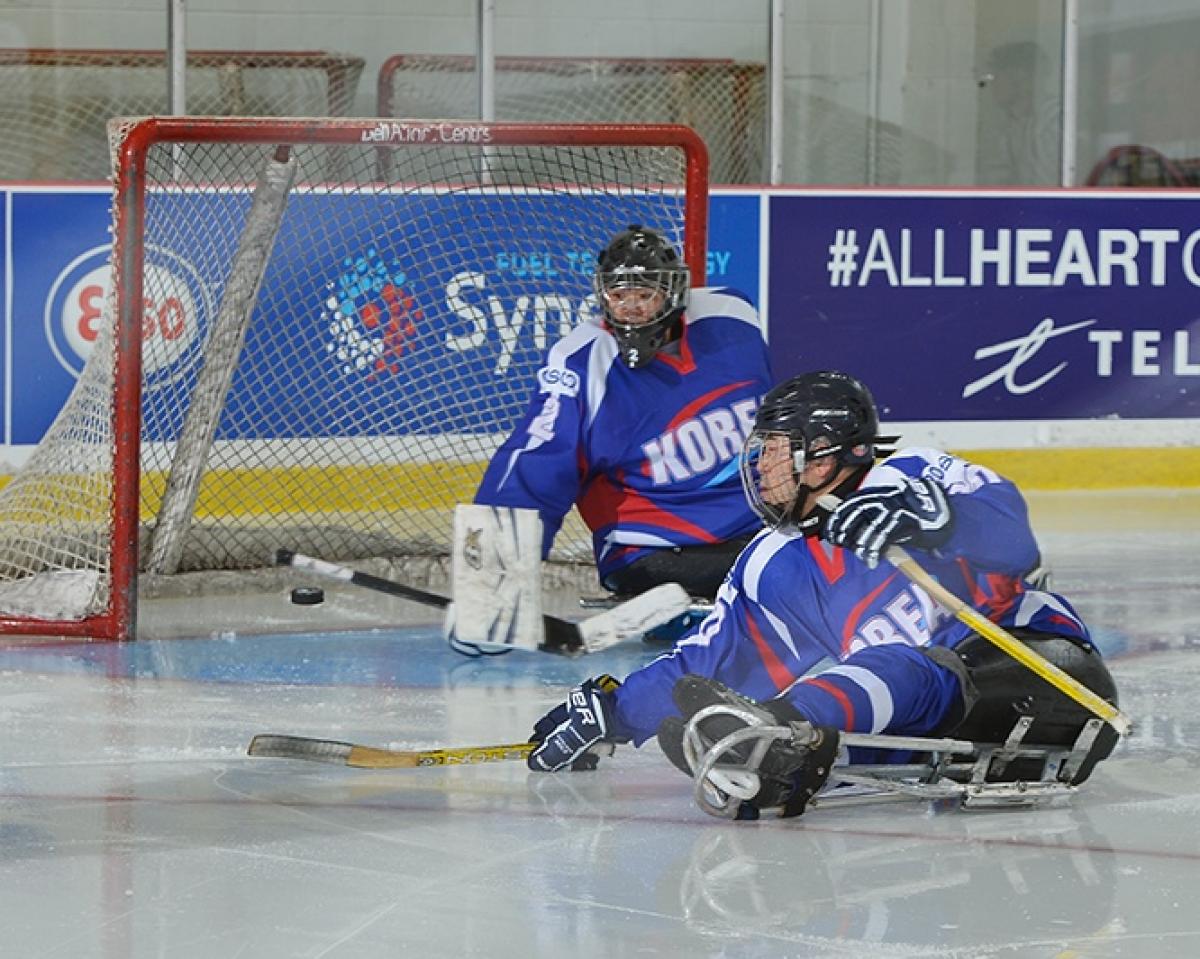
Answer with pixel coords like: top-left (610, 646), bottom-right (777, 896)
top-left (0, 117), bottom-right (705, 635)
top-left (379, 55), bottom-right (764, 184)
top-left (0, 50), bottom-right (364, 181)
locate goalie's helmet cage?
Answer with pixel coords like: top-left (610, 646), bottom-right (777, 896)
top-left (740, 371), bottom-right (882, 529)
top-left (595, 224), bottom-right (690, 369)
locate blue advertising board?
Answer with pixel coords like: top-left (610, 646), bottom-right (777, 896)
top-left (9, 187), bottom-right (1200, 451)
top-left (11, 190), bottom-right (112, 443)
top-left (767, 192), bottom-right (1200, 421)
top-left (707, 192), bottom-right (759, 301)
top-left (6, 189), bottom-right (759, 445)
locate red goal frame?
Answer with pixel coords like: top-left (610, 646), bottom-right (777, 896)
top-left (0, 117), bottom-right (708, 642)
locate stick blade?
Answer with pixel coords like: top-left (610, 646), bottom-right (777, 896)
top-left (248, 734), bottom-right (354, 765)
top-left (248, 733), bottom-right (534, 769)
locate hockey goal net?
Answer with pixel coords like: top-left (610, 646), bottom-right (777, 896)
top-left (377, 55), bottom-right (764, 184)
top-left (0, 49), bottom-right (364, 181)
top-left (0, 117), bottom-right (708, 640)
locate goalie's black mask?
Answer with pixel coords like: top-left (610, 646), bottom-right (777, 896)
top-left (595, 225), bottom-right (690, 369)
top-left (740, 371), bottom-right (898, 533)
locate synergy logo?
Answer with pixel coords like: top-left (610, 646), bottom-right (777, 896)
top-left (324, 247), bottom-right (421, 379)
top-left (44, 243), bottom-right (212, 388)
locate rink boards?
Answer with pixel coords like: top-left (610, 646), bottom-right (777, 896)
top-left (1, 186), bottom-right (1197, 491)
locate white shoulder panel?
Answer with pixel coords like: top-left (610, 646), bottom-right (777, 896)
top-left (685, 286), bottom-right (761, 330)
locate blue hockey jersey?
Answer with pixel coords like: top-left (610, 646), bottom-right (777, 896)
top-left (612, 447), bottom-right (1093, 745)
top-left (475, 287), bottom-right (772, 581)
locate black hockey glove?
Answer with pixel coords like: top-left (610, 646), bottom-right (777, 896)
top-left (528, 674), bottom-right (623, 772)
top-left (824, 474), bottom-right (953, 568)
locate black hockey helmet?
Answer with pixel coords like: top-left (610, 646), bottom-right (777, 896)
top-left (595, 224), bottom-right (690, 369)
top-left (740, 371), bottom-right (897, 530)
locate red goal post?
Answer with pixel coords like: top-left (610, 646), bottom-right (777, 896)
top-left (0, 117), bottom-right (708, 641)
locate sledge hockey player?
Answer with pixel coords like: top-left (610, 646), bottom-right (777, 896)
top-left (526, 370), bottom-right (1120, 819)
top-left (451, 226), bottom-right (772, 652)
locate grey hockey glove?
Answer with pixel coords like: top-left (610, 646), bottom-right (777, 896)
top-left (824, 475), bottom-right (953, 568)
top-left (528, 675), bottom-right (623, 772)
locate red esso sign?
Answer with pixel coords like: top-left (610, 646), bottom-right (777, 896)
top-left (54, 255), bottom-right (201, 377)
top-left (58, 262), bottom-right (110, 362)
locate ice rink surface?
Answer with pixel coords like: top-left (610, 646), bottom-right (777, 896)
top-left (0, 490), bottom-right (1197, 958)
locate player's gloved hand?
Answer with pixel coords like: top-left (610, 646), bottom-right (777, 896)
top-left (528, 674), bottom-right (622, 772)
top-left (824, 474), bottom-right (953, 568)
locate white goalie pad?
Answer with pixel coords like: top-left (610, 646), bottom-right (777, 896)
top-left (576, 582), bottom-right (693, 653)
top-left (447, 505), bottom-right (543, 655)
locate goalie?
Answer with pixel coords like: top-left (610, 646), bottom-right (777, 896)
top-left (526, 371), bottom-right (1120, 819)
top-left (455, 226), bottom-right (772, 652)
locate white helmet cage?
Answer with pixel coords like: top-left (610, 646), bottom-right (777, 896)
top-left (739, 432), bottom-right (836, 530)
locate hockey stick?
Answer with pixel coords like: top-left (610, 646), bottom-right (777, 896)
top-left (248, 733), bottom-right (533, 768)
top-left (815, 496), bottom-right (1130, 736)
top-left (276, 548), bottom-right (581, 652)
top-left (252, 724), bottom-right (1086, 814)
top-left (274, 549), bottom-right (691, 655)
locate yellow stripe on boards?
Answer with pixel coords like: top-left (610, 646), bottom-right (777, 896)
top-left (137, 463), bottom-right (487, 518)
top-left (956, 447), bottom-right (1200, 489)
top-left (0, 448), bottom-right (1196, 525)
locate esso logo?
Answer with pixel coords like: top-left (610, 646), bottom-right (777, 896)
top-left (537, 366), bottom-right (581, 397)
top-left (58, 260), bottom-right (110, 361)
top-left (137, 262), bottom-right (204, 378)
top-left (46, 244), bottom-right (211, 385)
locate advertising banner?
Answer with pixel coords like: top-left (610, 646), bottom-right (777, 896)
top-left (13, 188), bottom-right (1200, 448)
top-left (768, 192), bottom-right (1200, 421)
top-left (707, 192), bottom-right (759, 301)
top-left (7, 190), bottom-right (759, 445)
top-left (11, 190), bottom-right (111, 443)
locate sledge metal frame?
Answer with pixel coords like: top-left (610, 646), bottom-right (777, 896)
top-left (687, 710), bottom-right (1107, 819)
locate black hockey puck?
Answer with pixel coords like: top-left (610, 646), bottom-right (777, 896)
top-left (290, 586), bottom-right (325, 606)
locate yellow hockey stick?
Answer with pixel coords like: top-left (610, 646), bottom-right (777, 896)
top-left (248, 733), bottom-right (534, 769)
top-left (887, 547), bottom-right (1130, 736)
top-left (815, 494), bottom-right (1129, 736)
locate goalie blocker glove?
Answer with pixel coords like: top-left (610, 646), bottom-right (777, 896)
top-left (528, 675), bottom-right (624, 772)
top-left (825, 474), bottom-right (953, 568)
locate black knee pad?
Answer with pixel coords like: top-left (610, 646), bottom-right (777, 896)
top-left (656, 716), bottom-right (692, 778)
top-left (950, 631), bottom-right (1119, 765)
top-left (603, 536), bottom-right (753, 602)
